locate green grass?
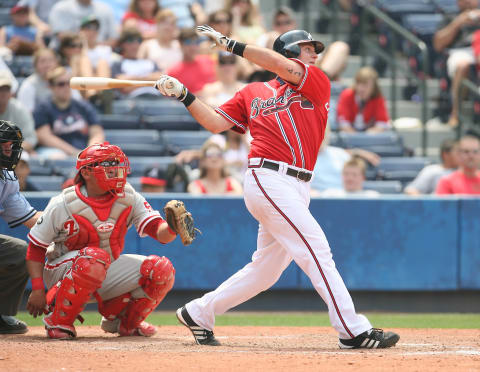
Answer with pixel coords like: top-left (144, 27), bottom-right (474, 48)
top-left (16, 312), bottom-right (480, 329)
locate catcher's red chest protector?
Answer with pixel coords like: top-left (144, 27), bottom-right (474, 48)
top-left (62, 184), bottom-right (136, 260)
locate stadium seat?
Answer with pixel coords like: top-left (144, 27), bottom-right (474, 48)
top-left (161, 130), bottom-right (212, 154)
top-left (5, 56), bottom-right (34, 77)
top-left (99, 114), bottom-right (141, 130)
top-left (328, 131), bottom-right (343, 147)
top-left (126, 176), bottom-right (142, 190)
top-left (112, 100), bottom-right (137, 115)
top-left (363, 180), bottom-right (403, 194)
top-left (338, 131), bottom-right (405, 157)
top-left (374, 0), bottom-right (436, 17)
top-left (119, 143), bottom-right (166, 157)
top-left (431, 0), bottom-right (458, 13)
top-left (402, 14), bottom-right (444, 38)
top-left (29, 176), bottom-right (65, 191)
top-left (377, 157), bottom-right (431, 184)
top-left (135, 99), bottom-right (189, 116)
top-left (104, 129), bottom-right (161, 146)
top-left (50, 158), bottom-right (77, 178)
top-left (128, 156), bottom-right (175, 177)
top-left (28, 158), bottom-right (52, 176)
top-left (0, 8), bottom-right (11, 27)
top-left (143, 115), bottom-right (201, 131)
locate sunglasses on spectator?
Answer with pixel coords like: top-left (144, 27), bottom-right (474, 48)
top-left (82, 23), bottom-right (99, 30)
top-left (213, 18), bottom-right (231, 24)
top-left (460, 149), bottom-right (479, 155)
top-left (52, 81), bottom-right (69, 87)
top-left (123, 36), bottom-right (142, 43)
top-left (66, 43), bottom-right (82, 48)
top-left (182, 38), bottom-right (200, 45)
top-left (275, 19), bottom-right (293, 26)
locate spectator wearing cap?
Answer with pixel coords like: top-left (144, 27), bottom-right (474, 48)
top-left (33, 66), bottom-right (104, 159)
top-left (17, 48), bottom-right (58, 113)
top-left (111, 28), bottom-right (163, 98)
top-left (0, 71), bottom-right (37, 153)
top-left (79, 15), bottom-right (114, 78)
top-left (137, 9), bottom-right (182, 72)
top-left (167, 28), bottom-right (216, 94)
top-left (0, 5), bottom-right (44, 56)
top-left (15, 151), bottom-right (39, 192)
top-left (140, 166), bottom-right (168, 193)
top-left (122, 0), bottom-right (159, 40)
top-left (199, 52), bottom-right (245, 107)
top-left (49, 0), bottom-right (118, 46)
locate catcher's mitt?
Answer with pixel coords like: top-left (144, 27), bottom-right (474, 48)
top-left (164, 200), bottom-right (199, 245)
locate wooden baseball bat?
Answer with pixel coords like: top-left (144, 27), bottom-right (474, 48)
top-left (70, 77), bottom-right (156, 90)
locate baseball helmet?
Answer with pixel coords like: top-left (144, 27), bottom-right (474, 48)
top-left (0, 120), bottom-right (24, 172)
top-left (273, 30), bottom-right (325, 58)
top-left (74, 142), bottom-right (130, 196)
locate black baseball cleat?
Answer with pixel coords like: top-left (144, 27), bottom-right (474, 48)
top-left (339, 328), bottom-right (400, 349)
top-left (0, 315), bottom-right (28, 334)
top-left (176, 306), bottom-right (220, 346)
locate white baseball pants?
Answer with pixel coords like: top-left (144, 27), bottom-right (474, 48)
top-left (186, 164), bottom-right (372, 339)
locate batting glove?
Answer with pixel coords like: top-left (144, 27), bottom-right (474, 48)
top-left (155, 75), bottom-right (184, 99)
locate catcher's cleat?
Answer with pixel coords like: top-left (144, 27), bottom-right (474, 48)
top-left (119, 321), bottom-right (157, 337)
top-left (44, 316), bottom-right (76, 340)
top-left (176, 306), bottom-right (220, 346)
top-left (0, 315), bottom-right (28, 334)
top-left (339, 328), bottom-right (400, 349)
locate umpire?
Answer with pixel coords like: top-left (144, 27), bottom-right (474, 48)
top-left (0, 120), bottom-right (40, 334)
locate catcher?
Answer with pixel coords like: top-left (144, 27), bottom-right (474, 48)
top-left (25, 142), bottom-right (197, 339)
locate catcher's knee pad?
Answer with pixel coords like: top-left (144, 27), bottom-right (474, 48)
top-left (44, 247), bottom-right (110, 337)
top-left (115, 256), bottom-right (175, 334)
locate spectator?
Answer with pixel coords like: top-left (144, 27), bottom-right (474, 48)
top-left (137, 9), bottom-right (182, 72)
top-left (199, 52), bottom-right (245, 107)
top-left (311, 124), bottom-right (380, 193)
top-left (322, 157), bottom-right (379, 197)
top-left (15, 151), bottom-right (39, 192)
top-left (187, 141), bottom-right (243, 195)
top-left (140, 165), bottom-right (167, 193)
top-left (158, 0), bottom-right (207, 29)
top-left (111, 28), bottom-right (163, 98)
top-left (224, 129), bottom-right (250, 182)
top-left (0, 58), bottom-right (18, 93)
top-left (17, 48), bottom-right (58, 112)
top-left (122, 0), bottom-right (159, 40)
top-left (336, 66), bottom-right (391, 133)
top-left (57, 32), bottom-right (94, 80)
top-left (34, 66), bottom-right (104, 159)
top-left (0, 71), bottom-right (37, 153)
top-left (257, 6), bottom-right (296, 49)
top-left (49, 0), bottom-right (118, 46)
top-left (79, 15), bottom-right (115, 78)
top-left (225, 0), bottom-right (265, 45)
top-left (436, 134), bottom-right (480, 195)
top-left (0, 5), bottom-right (44, 56)
top-left (405, 139), bottom-right (460, 195)
top-left (167, 28), bottom-right (216, 94)
top-left (22, 0), bottom-right (59, 37)
top-left (433, 0), bottom-right (480, 127)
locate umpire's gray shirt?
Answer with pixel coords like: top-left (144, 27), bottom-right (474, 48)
top-left (0, 172), bottom-right (36, 228)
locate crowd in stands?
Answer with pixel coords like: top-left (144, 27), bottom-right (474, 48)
top-left (0, 0), bottom-right (479, 196)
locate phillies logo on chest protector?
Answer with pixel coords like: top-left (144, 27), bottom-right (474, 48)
top-left (97, 222), bottom-right (115, 233)
top-left (250, 88), bottom-right (313, 119)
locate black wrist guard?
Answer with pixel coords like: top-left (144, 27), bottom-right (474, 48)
top-left (226, 39), bottom-right (246, 57)
top-left (178, 87), bottom-right (196, 107)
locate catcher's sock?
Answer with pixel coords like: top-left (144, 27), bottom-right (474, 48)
top-left (176, 306), bottom-right (220, 346)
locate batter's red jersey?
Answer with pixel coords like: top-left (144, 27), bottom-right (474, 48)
top-left (215, 58), bottom-right (330, 171)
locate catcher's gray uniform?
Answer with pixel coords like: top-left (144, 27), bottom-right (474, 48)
top-left (0, 171), bottom-right (37, 315)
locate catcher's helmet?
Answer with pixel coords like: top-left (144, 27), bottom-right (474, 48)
top-left (74, 142), bottom-right (130, 196)
top-left (0, 120), bottom-right (23, 172)
top-left (273, 30), bottom-right (324, 58)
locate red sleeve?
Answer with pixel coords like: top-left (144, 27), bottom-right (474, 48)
top-left (26, 241), bottom-right (46, 262)
top-left (143, 218), bottom-right (175, 243)
top-left (435, 175), bottom-right (452, 195)
top-left (336, 88), bottom-right (356, 124)
top-left (215, 89), bottom-right (249, 133)
top-left (286, 59), bottom-right (330, 107)
top-left (373, 96), bottom-right (389, 122)
top-left (473, 30), bottom-right (480, 57)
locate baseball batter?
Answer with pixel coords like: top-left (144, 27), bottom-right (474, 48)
top-left (0, 120), bottom-right (40, 334)
top-left (155, 27), bottom-right (400, 349)
top-left (26, 142), bottom-right (182, 339)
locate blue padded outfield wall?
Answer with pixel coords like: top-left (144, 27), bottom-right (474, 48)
top-left (5, 194), bottom-right (479, 290)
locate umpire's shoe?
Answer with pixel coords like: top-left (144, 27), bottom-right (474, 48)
top-left (176, 306), bottom-right (220, 346)
top-left (0, 315), bottom-right (28, 334)
top-left (339, 328), bottom-right (399, 349)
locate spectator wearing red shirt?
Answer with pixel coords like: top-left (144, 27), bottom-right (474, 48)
top-left (122, 0), bottom-right (159, 40)
top-left (167, 28), bottom-right (216, 94)
top-left (436, 134), bottom-right (480, 195)
top-left (336, 66), bottom-right (391, 133)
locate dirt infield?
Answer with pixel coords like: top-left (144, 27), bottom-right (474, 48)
top-left (1, 326), bottom-right (479, 372)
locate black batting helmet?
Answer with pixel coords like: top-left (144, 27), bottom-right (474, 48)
top-left (273, 30), bottom-right (324, 58)
top-left (0, 120), bottom-right (23, 171)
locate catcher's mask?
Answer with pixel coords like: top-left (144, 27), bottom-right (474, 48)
top-left (74, 142), bottom-right (130, 196)
top-left (0, 120), bottom-right (24, 180)
top-left (273, 29), bottom-right (324, 58)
